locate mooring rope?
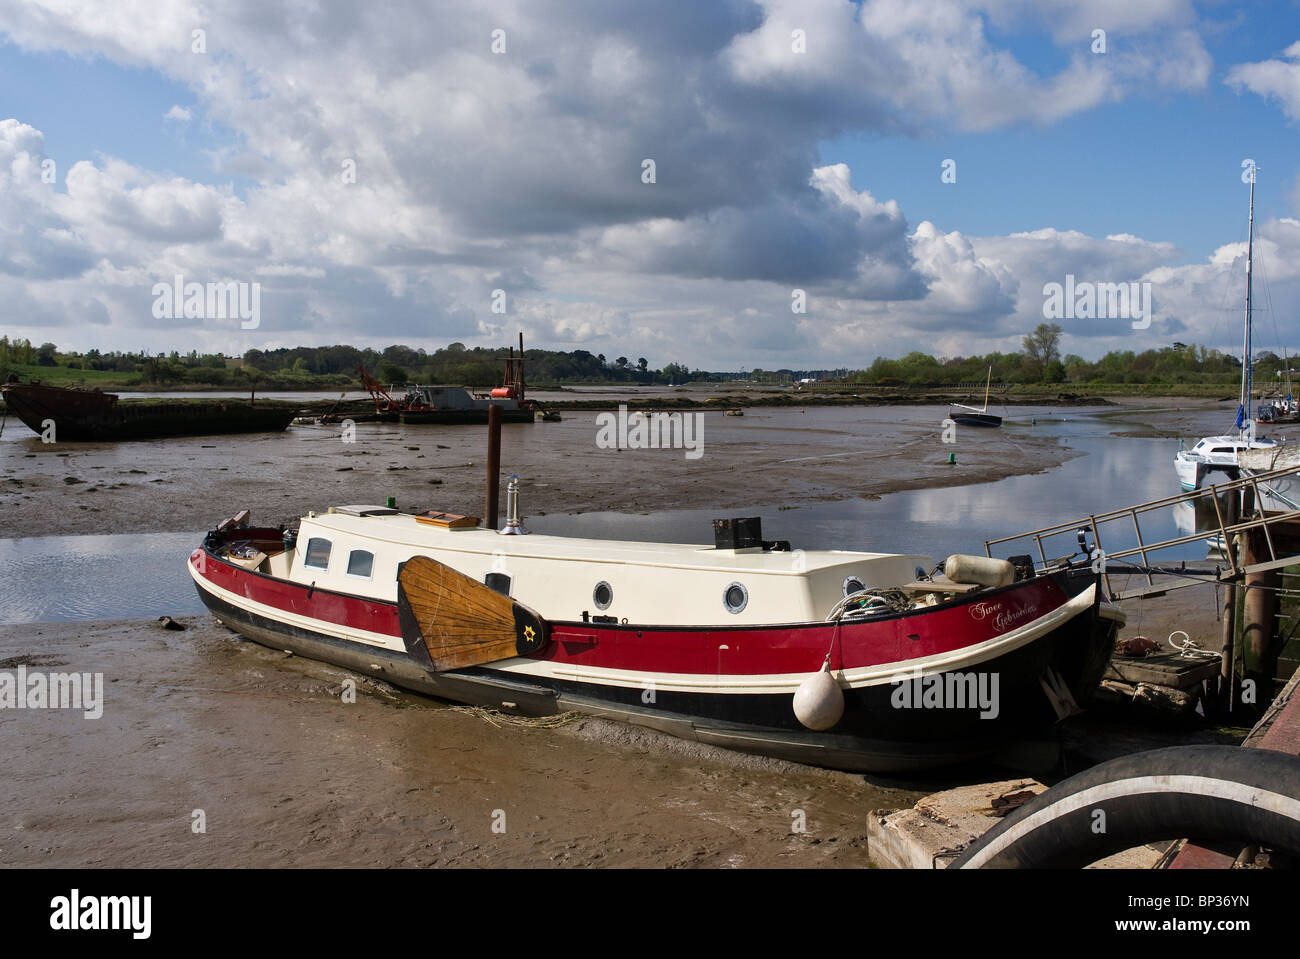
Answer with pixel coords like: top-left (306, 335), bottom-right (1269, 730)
top-left (446, 705), bottom-right (583, 729)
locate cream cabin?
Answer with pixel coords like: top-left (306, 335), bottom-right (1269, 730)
top-left (281, 506), bottom-right (930, 628)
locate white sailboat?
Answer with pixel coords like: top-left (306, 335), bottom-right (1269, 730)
top-left (1174, 166), bottom-right (1277, 494)
top-left (949, 366), bottom-right (1002, 428)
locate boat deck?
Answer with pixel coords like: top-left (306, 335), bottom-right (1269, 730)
top-left (304, 509), bottom-right (920, 574)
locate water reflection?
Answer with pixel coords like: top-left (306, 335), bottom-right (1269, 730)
top-left (0, 531), bottom-right (205, 624)
top-left (530, 411), bottom-right (1218, 568)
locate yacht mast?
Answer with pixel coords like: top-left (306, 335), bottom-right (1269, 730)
top-left (1243, 167), bottom-right (1256, 427)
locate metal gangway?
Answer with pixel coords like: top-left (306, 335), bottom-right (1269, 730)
top-left (983, 465), bottom-right (1300, 601)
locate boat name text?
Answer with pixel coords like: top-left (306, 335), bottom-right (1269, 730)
top-left (969, 601), bottom-right (1039, 632)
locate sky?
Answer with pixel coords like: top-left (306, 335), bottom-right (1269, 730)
top-left (3, 0), bottom-right (1300, 371)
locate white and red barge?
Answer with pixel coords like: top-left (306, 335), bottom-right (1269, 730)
top-left (189, 505), bottom-right (1124, 772)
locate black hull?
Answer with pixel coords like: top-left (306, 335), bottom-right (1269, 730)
top-left (194, 569), bottom-right (1119, 773)
top-left (399, 408), bottom-right (535, 425)
top-left (950, 412), bottom-right (1002, 428)
top-left (2, 387), bottom-right (296, 441)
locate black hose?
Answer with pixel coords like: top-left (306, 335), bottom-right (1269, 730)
top-left (953, 745), bottom-right (1300, 868)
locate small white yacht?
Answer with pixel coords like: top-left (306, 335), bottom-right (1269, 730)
top-left (1174, 167), bottom-right (1279, 495)
top-left (1175, 433), bottom-right (1277, 492)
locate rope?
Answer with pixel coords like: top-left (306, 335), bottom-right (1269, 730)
top-left (1166, 630), bottom-right (1219, 659)
top-left (446, 705), bottom-right (583, 729)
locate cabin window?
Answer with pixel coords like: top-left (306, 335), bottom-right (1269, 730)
top-left (1211, 447), bottom-right (1235, 454)
top-left (485, 571), bottom-right (511, 596)
top-left (724, 582), bottom-right (748, 614)
top-left (303, 537), bottom-right (332, 570)
top-left (593, 581), bottom-right (613, 610)
top-left (843, 576), bottom-right (866, 597)
top-left (346, 550), bottom-right (374, 578)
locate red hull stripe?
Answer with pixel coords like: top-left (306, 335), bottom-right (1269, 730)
top-left (191, 550), bottom-right (1078, 678)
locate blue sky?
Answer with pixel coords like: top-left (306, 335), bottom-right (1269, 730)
top-left (2, 0), bottom-right (1300, 367)
top-left (821, 12), bottom-right (1300, 263)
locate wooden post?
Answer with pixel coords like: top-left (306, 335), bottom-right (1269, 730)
top-left (1220, 490), bottom-right (1239, 710)
top-left (485, 404), bottom-right (502, 530)
top-left (1242, 528), bottom-right (1281, 713)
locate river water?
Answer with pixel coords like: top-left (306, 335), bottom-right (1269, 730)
top-left (0, 403), bottom-right (1236, 624)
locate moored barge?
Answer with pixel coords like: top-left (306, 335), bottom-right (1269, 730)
top-left (189, 503), bottom-right (1124, 772)
top-left (1, 381), bottom-right (296, 441)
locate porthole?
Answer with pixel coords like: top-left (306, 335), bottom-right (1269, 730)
top-left (724, 582), bottom-right (748, 614)
top-left (843, 576), bottom-right (865, 597)
top-left (593, 581), bottom-right (613, 610)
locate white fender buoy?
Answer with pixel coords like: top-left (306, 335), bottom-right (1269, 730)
top-left (793, 661), bottom-right (844, 731)
top-left (944, 554), bottom-right (1015, 588)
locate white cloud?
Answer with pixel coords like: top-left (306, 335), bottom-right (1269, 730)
top-left (1227, 41), bottom-right (1300, 122)
top-left (0, 1), bottom-right (1258, 367)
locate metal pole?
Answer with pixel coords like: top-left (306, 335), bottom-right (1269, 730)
top-left (1244, 169), bottom-right (1255, 425)
top-left (485, 404), bottom-right (502, 530)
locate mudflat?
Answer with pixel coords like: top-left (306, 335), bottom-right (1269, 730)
top-left (0, 404), bottom-right (1078, 538)
top-left (0, 616), bottom-right (926, 868)
top-left (0, 397), bottom-right (1249, 868)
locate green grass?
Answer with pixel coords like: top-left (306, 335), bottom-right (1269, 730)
top-left (5, 363), bottom-right (140, 388)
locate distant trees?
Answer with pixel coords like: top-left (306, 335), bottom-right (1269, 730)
top-left (1022, 323), bottom-right (1062, 380)
top-left (4, 336), bottom-right (1281, 391)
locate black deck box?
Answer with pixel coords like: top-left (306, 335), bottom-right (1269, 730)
top-left (713, 516), bottom-right (763, 550)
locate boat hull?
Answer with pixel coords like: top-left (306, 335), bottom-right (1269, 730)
top-left (189, 537), bottom-right (1119, 772)
top-left (399, 407), bottom-right (536, 425)
top-left (950, 412), bottom-right (1002, 428)
top-left (1, 384), bottom-right (296, 441)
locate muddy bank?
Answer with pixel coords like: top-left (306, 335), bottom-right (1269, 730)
top-left (0, 406), bottom-right (1079, 538)
top-left (0, 616), bottom-right (925, 868)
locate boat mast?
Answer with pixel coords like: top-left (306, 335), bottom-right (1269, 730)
top-left (1243, 167), bottom-right (1256, 429)
top-left (983, 365), bottom-right (991, 413)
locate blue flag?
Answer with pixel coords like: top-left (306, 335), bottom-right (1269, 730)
top-left (1236, 405), bottom-right (1245, 430)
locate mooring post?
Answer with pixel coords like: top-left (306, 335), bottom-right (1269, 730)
top-left (1242, 528), bottom-right (1281, 714)
top-left (1220, 489), bottom-right (1239, 712)
top-left (485, 404), bottom-right (502, 530)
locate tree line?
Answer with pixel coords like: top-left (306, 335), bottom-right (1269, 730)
top-left (3, 327), bottom-right (1285, 390)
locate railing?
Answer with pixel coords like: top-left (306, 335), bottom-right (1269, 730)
top-left (983, 465), bottom-right (1300, 600)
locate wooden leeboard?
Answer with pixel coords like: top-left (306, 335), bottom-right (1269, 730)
top-left (397, 555), bottom-right (548, 671)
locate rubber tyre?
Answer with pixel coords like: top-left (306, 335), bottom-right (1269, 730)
top-left (953, 745), bottom-right (1300, 868)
